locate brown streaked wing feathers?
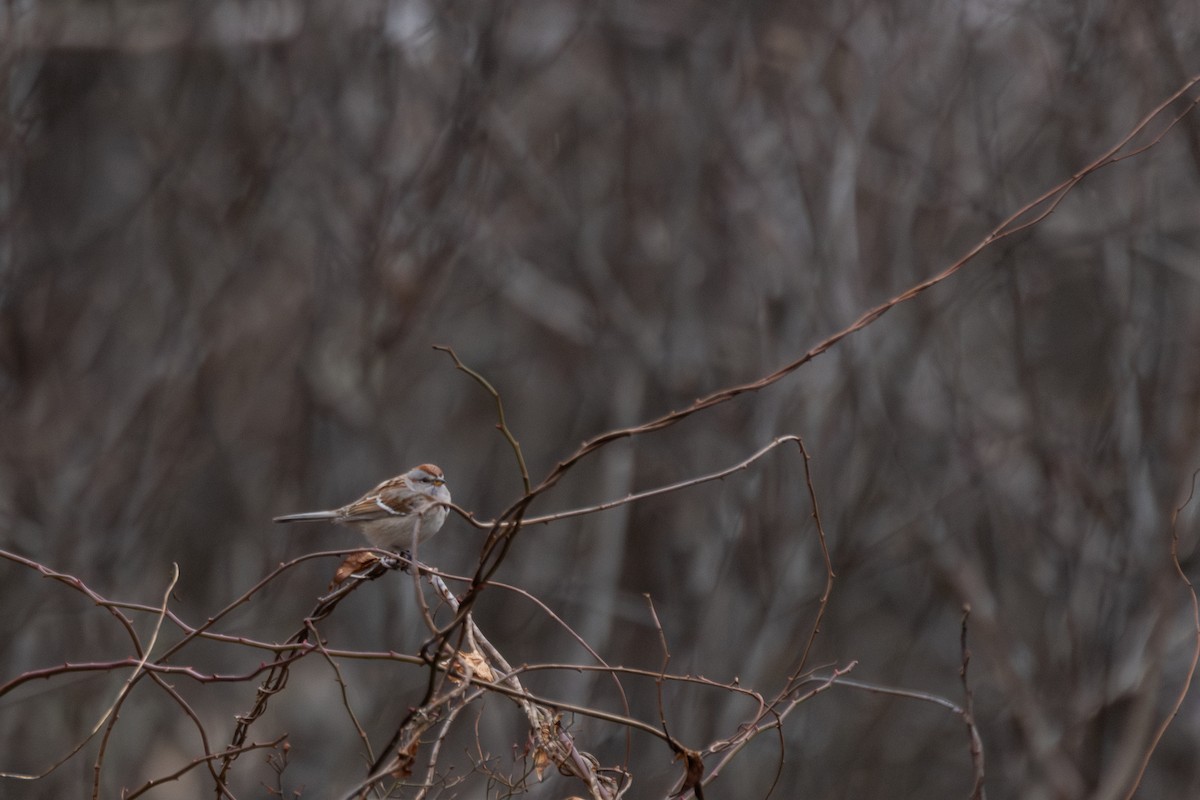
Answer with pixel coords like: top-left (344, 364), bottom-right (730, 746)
top-left (337, 479), bottom-right (428, 522)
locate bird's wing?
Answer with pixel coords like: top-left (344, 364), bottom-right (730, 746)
top-left (338, 483), bottom-right (431, 523)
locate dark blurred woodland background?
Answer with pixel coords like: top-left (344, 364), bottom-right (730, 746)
top-left (4, 1), bottom-right (1200, 798)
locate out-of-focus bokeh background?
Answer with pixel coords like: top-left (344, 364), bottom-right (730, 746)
top-left (3, 1), bottom-right (1200, 797)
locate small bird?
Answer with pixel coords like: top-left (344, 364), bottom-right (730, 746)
top-left (273, 464), bottom-right (450, 554)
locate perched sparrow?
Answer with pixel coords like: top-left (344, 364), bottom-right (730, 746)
top-left (273, 464), bottom-right (450, 552)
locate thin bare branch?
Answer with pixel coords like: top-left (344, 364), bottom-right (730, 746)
top-left (960, 606), bottom-right (987, 800)
top-left (434, 344), bottom-right (531, 493)
top-left (124, 736), bottom-right (287, 800)
top-left (1121, 468), bottom-right (1200, 800)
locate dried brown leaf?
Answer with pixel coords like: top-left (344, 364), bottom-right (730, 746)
top-left (670, 749), bottom-right (705, 798)
top-left (329, 551), bottom-right (380, 589)
top-left (389, 740), bottom-right (419, 779)
top-left (533, 746), bottom-right (551, 781)
top-left (441, 648), bottom-right (495, 683)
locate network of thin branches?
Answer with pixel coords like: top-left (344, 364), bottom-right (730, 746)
top-left (3, 1), bottom-right (1200, 798)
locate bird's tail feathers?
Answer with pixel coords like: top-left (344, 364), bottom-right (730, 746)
top-left (273, 511), bottom-right (337, 523)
